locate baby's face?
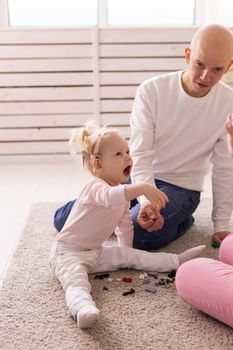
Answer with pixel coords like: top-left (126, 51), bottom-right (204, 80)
top-left (98, 133), bottom-right (133, 186)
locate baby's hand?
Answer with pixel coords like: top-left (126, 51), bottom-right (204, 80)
top-left (225, 113), bottom-right (233, 136)
top-left (144, 184), bottom-right (168, 209)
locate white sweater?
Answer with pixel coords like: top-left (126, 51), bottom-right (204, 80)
top-left (130, 71), bottom-right (233, 233)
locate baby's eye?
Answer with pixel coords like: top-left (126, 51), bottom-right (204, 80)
top-left (115, 152), bottom-right (122, 156)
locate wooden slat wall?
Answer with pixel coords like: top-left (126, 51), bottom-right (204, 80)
top-left (0, 27), bottom-right (232, 155)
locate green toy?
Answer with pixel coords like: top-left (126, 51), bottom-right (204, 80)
top-left (211, 242), bottom-right (220, 249)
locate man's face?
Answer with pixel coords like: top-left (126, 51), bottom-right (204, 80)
top-left (182, 46), bottom-right (231, 97)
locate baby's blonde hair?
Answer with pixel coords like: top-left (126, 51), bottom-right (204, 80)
top-left (69, 120), bottom-right (118, 173)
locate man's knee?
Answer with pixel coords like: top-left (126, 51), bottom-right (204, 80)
top-left (132, 222), bottom-right (178, 250)
top-left (54, 208), bottom-right (64, 231)
top-left (54, 200), bottom-right (76, 231)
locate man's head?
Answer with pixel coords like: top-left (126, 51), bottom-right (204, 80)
top-left (182, 24), bottom-right (233, 97)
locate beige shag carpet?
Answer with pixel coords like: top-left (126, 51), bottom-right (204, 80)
top-left (1, 198), bottom-right (233, 350)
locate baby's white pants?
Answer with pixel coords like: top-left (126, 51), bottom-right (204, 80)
top-left (49, 242), bottom-right (179, 318)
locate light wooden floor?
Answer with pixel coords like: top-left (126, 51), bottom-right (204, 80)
top-left (0, 154), bottom-right (212, 287)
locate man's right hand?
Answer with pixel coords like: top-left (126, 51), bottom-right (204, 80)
top-left (136, 201), bottom-right (164, 232)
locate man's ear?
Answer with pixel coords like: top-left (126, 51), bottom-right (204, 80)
top-left (90, 155), bottom-right (102, 174)
top-left (224, 59), bottom-right (233, 74)
top-left (184, 47), bottom-right (191, 64)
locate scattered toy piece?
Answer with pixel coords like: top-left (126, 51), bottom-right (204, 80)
top-left (122, 277), bottom-right (133, 283)
top-left (167, 270), bottom-right (176, 279)
top-left (212, 242), bottom-right (220, 249)
top-left (159, 280), bottom-right (165, 285)
top-left (103, 286), bottom-right (108, 291)
top-left (142, 279), bottom-right (151, 284)
top-left (147, 272), bottom-right (158, 278)
top-left (145, 287), bottom-right (157, 294)
top-left (170, 282), bottom-right (176, 289)
top-left (94, 273), bottom-right (110, 280)
top-left (139, 272), bottom-right (148, 280)
top-left (122, 288), bottom-right (135, 296)
top-left (165, 278), bottom-right (173, 283)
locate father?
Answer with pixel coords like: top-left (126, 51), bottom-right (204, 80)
top-left (54, 24), bottom-right (233, 251)
top-left (130, 24), bottom-right (233, 250)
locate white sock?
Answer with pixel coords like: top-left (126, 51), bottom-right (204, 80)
top-left (178, 245), bottom-right (206, 266)
top-left (76, 305), bottom-right (100, 329)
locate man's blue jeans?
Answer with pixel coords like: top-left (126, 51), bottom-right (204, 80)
top-left (132, 180), bottom-right (200, 250)
top-left (53, 179), bottom-right (200, 250)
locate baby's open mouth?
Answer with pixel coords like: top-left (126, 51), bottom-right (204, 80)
top-left (123, 165), bottom-right (131, 176)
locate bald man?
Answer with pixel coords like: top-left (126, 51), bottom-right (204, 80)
top-left (129, 24), bottom-right (233, 250)
top-left (54, 25), bottom-right (233, 251)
